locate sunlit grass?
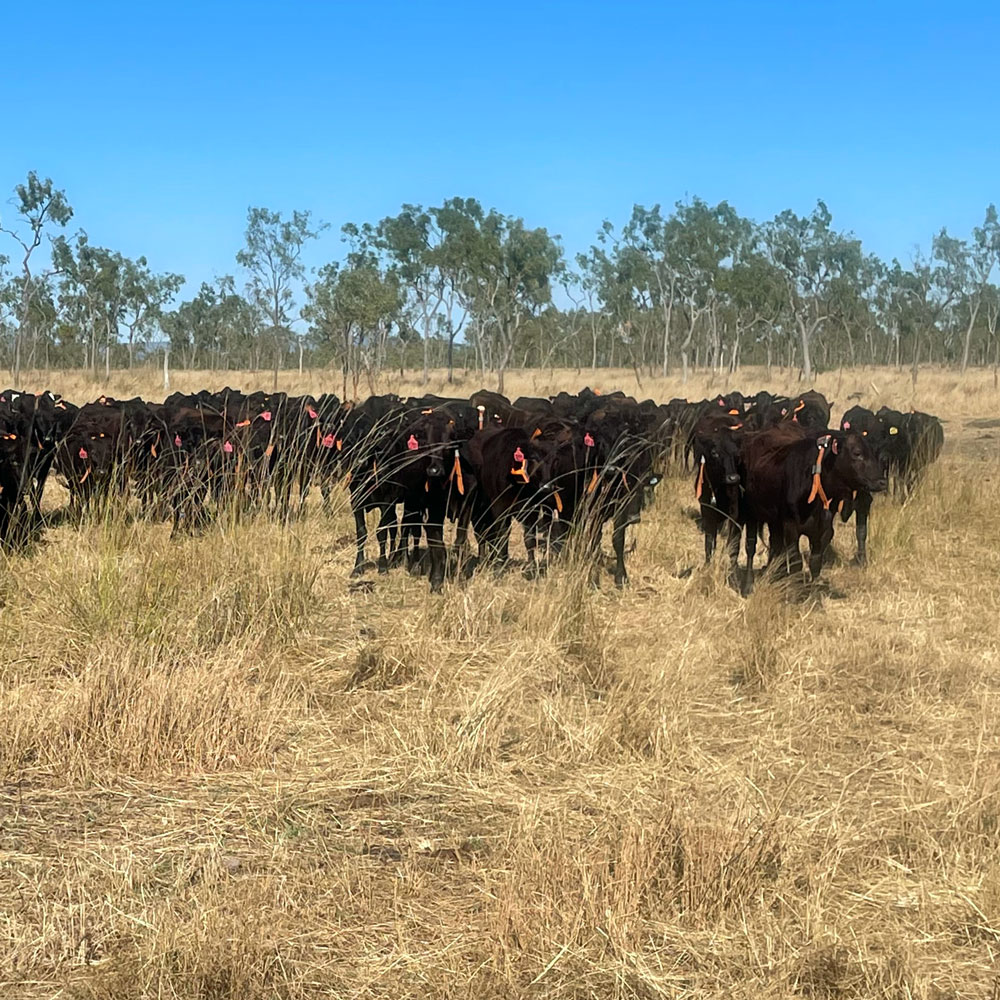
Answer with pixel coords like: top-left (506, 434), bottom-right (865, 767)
top-left (0, 365), bottom-right (997, 999)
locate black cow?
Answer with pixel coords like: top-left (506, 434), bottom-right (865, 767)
top-left (836, 405), bottom-right (886, 564)
top-left (876, 407), bottom-right (944, 496)
top-left (692, 412), bottom-right (747, 574)
top-left (460, 425), bottom-right (546, 571)
top-left (742, 423), bottom-right (886, 591)
top-left (762, 390), bottom-right (831, 431)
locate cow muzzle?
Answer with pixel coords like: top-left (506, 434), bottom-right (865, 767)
top-left (725, 472), bottom-right (741, 485)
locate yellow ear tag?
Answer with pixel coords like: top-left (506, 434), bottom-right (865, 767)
top-left (889, 426), bottom-right (898, 435)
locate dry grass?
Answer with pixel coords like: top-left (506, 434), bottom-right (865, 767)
top-left (1, 364), bottom-right (999, 998)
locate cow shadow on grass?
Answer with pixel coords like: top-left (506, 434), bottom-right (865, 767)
top-left (676, 559), bottom-right (848, 603)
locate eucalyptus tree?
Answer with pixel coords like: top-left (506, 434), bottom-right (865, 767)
top-left (762, 201), bottom-right (862, 380)
top-left (982, 282), bottom-right (1000, 376)
top-left (577, 224), bottom-right (654, 374)
top-left (303, 246), bottom-right (402, 398)
top-left (718, 248), bottom-right (787, 372)
top-left (432, 198), bottom-right (561, 393)
top-left (237, 207), bottom-right (327, 383)
top-left (949, 205), bottom-right (1000, 372)
top-left (54, 234), bottom-right (122, 374)
top-left (616, 206), bottom-right (675, 375)
top-left (665, 198), bottom-right (747, 379)
top-left (371, 205), bottom-right (452, 385)
top-left (161, 281), bottom-right (231, 368)
top-left (120, 257), bottom-right (183, 367)
top-left (0, 172), bottom-right (73, 381)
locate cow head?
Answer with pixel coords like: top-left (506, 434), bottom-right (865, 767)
top-left (401, 409), bottom-right (460, 480)
top-left (692, 414), bottom-right (744, 513)
top-left (828, 430), bottom-right (888, 493)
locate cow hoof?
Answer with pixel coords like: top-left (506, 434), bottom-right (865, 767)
top-left (852, 553), bottom-right (868, 568)
top-left (523, 563), bottom-right (538, 580)
top-left (350, 565), bottom-right (366, 578)
top-left (377, 561), bottom-right (388, 575)
top-left (429, 580), bottom-right (444, 595)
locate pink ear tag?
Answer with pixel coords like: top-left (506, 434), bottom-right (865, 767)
top-left (261, 411), bottom-right (272, 421)
top-left (322, 433), bottom-right (335, 448)
top-left (78, 447), bottom-right (88, 459)
top-left (842, 420), bottom-right (850, 429)
top-left (584, 433), bottom-right (595, 448)
top-left (174, 434), bottom-right (182, 446)
top-left (223, 440), bottom-right (233, 453)
top-left (407, 434), bottom-right (419, 450)
top-left (308, 408), bottom-right (318, 419)
top-left (513, 447), bottom-right (525, 462)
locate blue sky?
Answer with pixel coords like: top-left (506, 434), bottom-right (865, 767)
top-left (3, 0), bottom-right (998, 303)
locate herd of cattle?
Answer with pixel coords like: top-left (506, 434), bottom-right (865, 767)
top-left (0, 385), bottom-right (943, 593)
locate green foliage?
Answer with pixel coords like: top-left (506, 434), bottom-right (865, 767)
top-left (303, 255), bottom-right (402, 391)
top-left (237, 207), bottom-right (327, 365)
top-left (5, 170), bottom-right (1000, 375)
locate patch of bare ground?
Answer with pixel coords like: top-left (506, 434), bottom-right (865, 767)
top-left (1, 366), bottom-right (998, 998)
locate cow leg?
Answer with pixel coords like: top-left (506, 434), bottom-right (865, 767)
top-left (170, 495), bottom-right (183, 538)
top-left (275, 471), bottom-right (294, 522)
top-left (533, 507), bottom-right (553, 575)
top-left (549, 515), bottom-right (570, 558)
top-left (394, 502), bottom-right (421, 569)
top-left (784, 524), bottom-right (804, 578)
top-left (853, 491), bottom-right (873, 566)
top-left (481, 516), bottom-right (511, 570)
top-left (0, 490), bottom-right (15, 545)
top-left (351, 505), bottom-right (368, 576)
top-left (726, 517), bottom-right (742, 586)
top-left (376, 505), bottom-right (396, 574)
top-left (495, 517), bottom-right (514, 569)
top-left (612, 516), bottom-right (629, 588)
top-left (523, 513), bottom-right (540, 579)
top-left (764, 521), bottom-right (780, 567)
top-left (425, 502), bottom-right (446, 593)
top-left (702, 505), bottom-right (718, 564)
top-left (742, 518), bottom-right (758, 595)
top-left (452, 501), bottom-right (475, 576)
top-left (808, 510), bottom-right (835, 582)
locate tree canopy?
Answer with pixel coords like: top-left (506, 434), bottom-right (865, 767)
top-left (3, 169), bottom-right (1000, 383)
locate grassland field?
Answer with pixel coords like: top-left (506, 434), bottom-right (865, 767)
top-left (1, 364), bottom-right (999, 999)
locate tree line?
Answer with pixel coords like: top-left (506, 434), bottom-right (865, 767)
top-left (2, 171), bottom-right (999, 388)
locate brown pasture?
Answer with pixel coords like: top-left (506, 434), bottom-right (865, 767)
top-left (1, 366), bottom-right (998, 999)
